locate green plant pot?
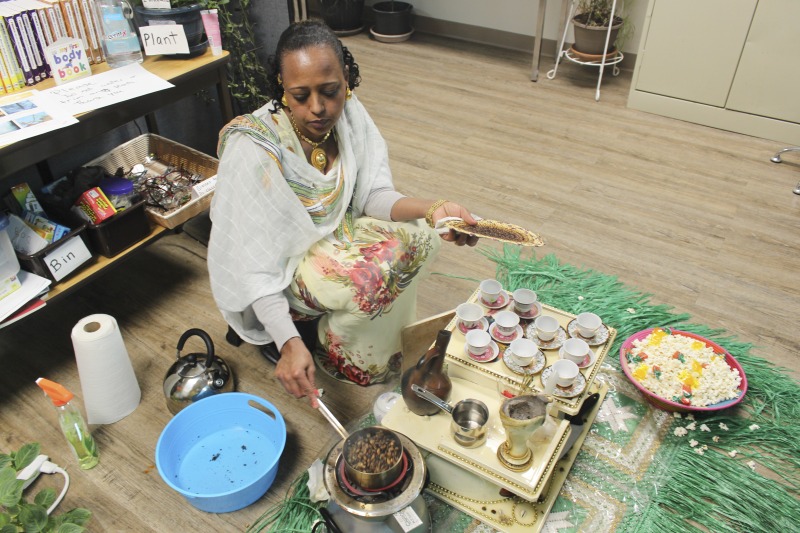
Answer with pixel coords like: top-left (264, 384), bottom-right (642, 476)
top-left (571, 14), bottom-right (623, 55)
top-left (133, 4), bottom-right (205, 48)
top-left (319, 0), bottom-right (365, 34)
top-left (372, 1), bottom-right (413, 37)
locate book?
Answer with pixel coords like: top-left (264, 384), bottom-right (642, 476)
top-left (20, 4), bottom-right (50, 79)
top-left (0, 295), bottom-right (46, 328)
top-left (0, 15), bottom-right (25, 91)
top-left (35, 4), bottom-right (55, 45)
top-left (60, 0), bottom-right (90, 64)
top-left (76, 0), bottom-right (99, 63)
top-left (0, 269), bottom-right (50, 323)
top-left (1, 12), bottom-right (35, 85)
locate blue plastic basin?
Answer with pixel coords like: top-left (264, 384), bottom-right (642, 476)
top-left (156, 393), bottom-right (286, 513)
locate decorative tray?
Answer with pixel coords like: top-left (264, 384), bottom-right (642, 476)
top-left (382, 377), bottom-right (571, 502)
top-left (445, 289), bottom-right (617, 416)
top-left (425, 382), bottom-right (608, 533)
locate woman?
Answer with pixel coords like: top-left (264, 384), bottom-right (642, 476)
top-left (208, 20), bottom-right (478, 405)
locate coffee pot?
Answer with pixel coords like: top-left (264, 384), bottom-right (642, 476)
top-left (163, 328), bottom-right (234, 414)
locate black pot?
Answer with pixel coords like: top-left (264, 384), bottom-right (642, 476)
top-left (372, 1), bottom-right (413, 36)
top-left (319, 0), bottom-right (365, 33)
top-left (133, 4), bottom-right (206, 48)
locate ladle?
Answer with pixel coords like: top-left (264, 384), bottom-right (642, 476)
top-left (411, 384), bottom-right (489, 448)
top-left (316, 395), bottom-right (349, 440)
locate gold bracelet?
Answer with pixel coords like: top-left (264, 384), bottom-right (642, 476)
top-left (425, 199), bottom-right (448, 228)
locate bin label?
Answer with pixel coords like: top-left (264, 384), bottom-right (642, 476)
top-left (45, 236), bottom-right (92, 281)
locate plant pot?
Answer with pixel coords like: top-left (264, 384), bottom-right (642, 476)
top-left (133, 4), bottom-right (206, 48)
top-left (372, 1), bottom-right (413, 38)
top-left (571, 14), bottom-right (623, 55)
top-left (318, 0), bottom-right (365, 35)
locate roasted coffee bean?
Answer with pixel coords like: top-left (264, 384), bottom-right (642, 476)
top-left (345, 431), bottom-right (401, 473)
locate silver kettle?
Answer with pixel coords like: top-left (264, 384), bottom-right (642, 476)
top-left (163, 328), bottom-right (235, 414)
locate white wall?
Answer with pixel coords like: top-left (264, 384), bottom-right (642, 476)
top-left (369, 0), bottom-right (649, 53)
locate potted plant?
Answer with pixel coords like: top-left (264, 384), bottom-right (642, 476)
top-left (371, 1), bottom-right (414, 42)
top-left (571, 0), bottom-right (633, 57)
top-left (0, 442), bottom-right (92, 532)
top-left (318, 0), bottom-right (366, 36)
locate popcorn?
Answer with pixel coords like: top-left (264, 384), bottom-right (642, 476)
top-left (728, 450), bottom-right (738, 458)
top-left (689, 439), bottom-right (699, 447)
top-left (719, 423), bottom-right (729, 431)
top-left (577, 296), bottom-right (584, 301)
top-left (626, 332), bottom-right (741, 407)
top-left (695, 448), bottom-right (705, 455)
top-left (749, 424), bottom-right (760, 431)
top-left (713, 436), bottom-right (720, 443)
top-left (673, 412), bottom-right (682, 418)
top-left (686, 414), bottom-right (695, 421)
top-left (700, 424), bottom-right (710, 432)
top-left (686, 422), bottom-right (697, 431)
top-left (627, 308), bottom-right (636, 314)
top-left (674, 427), bottom-right (688, 437)
top-left (747, 461), bottom-right (756, 471)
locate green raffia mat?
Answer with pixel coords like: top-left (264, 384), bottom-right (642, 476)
top-left (488, 247), bottom-right (800, 532)
top-left (246, 248), bottom-right (800, 532)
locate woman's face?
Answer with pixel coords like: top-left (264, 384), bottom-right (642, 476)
top-left (281, 45), bottom-right (348, 141)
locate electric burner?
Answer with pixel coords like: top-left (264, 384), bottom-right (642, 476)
top-left (322, 431), bottom-right (431, 532)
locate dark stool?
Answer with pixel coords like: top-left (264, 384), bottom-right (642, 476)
top-left (225, 318), bottom-right (319, 364)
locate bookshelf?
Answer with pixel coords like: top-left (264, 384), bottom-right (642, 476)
top-left (1, 49), bottom-right (232, 317)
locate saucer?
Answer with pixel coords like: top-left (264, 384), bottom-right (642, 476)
top-left (456, 316), bottom-right (489, 335)
top-left (513, 301), bottom-right (543, 321)
top-left (480, 291), bottom-right (510, 310)
top-left (524, 323), bottom-right (567, 350)
top-left (489, 323), bottom-right (523, 344)
top-left (502, 347), bottom-right (545, 375)
top-left (464, 341), bottom-right (500, 363)
top-left (566, 319), bottom-right (610, 346)
top-left (540, 366), bottom-right (587, 398)
top-left (559, 346), bottom-right (595, 369)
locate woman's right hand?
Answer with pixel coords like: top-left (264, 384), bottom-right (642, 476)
top-left (275, 337), bottom-right (318, 407)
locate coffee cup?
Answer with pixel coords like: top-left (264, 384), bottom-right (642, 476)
top-left (465, 329), bottom-right (492, 358)
top-left (576, 312), bottom-right (602, 338)
top-left (479, 279), bottom-right (503, 304)
top-left (551, 359), bottom-right (579, 388)
top-left (509, 338), bottom-right (538, 367)
top-left (533, 315), bottom-right (559, 341)
top-left (561, 338), bottom-right (591, 365)
top-left (456, 303), bottom-right (483, 330)
top-left (512, 288), bottom-right (538, 313)
top-left (493, 310), bottom-right (520, 337)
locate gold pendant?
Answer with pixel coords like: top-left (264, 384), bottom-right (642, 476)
top-left (311, 147), bottom-right (327, 172)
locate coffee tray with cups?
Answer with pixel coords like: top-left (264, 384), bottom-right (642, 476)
top-left (447, 284), bottom-right (617, 416)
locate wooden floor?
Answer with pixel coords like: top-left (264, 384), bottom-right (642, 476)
top-left (1, 33), bottom-right (797, 531)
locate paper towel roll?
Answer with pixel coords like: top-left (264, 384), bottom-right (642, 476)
top-left (72, 314), bottom-right (141, 424)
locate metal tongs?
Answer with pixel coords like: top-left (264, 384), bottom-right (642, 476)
top-left (315, 392), bottom-right (349, 440)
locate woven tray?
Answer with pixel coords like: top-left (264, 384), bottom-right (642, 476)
top-left (88, 134), bottom-right (219, 229)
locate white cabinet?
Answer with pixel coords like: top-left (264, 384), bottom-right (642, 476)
top-left (628, 0), bottom-right (800, 145)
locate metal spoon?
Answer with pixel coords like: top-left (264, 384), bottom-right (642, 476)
top-left (316, 395), bottom-right (348, 440)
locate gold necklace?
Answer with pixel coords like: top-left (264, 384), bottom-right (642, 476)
top-left (289, 114), bottom-right (333, 172)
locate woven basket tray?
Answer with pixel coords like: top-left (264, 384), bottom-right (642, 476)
top-left (88, 134), bottom-right (219, 229)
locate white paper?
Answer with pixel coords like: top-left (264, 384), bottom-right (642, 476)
top-left (142, 0), bottom-right (170, 7)
top-left (0, 270), bottom-right (50, 323)
top-left (39, 63), bottom-right (175, 116)
top-left (140, 24), bottom-right (189, 55)
top-left (0, 90), bottom-right (79, 148)
top-left (72, 314), bottom-right (141, 424)
top-left (44, 234), bottom-right (92, 281)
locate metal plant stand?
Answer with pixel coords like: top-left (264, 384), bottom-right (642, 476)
top-left (547, 0), bottom-right (623, 101)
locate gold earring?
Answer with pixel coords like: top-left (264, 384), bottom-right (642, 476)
top-left (281, 94), bottom-right (288, 107)
top-left (346, 87), bottom-right (352, 100)
top-left (277, 74), bottom-right (282, 85)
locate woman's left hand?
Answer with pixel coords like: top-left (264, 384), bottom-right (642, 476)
top-left (432, 202), bottom-right (480, 247)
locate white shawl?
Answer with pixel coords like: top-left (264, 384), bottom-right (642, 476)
top-left (207, 95), bottom-right (395, 344)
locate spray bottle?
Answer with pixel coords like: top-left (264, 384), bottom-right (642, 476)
top-left (36, 378), bottom-right (99, 470)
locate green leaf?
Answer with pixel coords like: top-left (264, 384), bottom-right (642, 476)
top-left (0, 456), bottom-right (11, 471)
top-left (0, 512), bottom-right (9, 526)
top-left (0, 524), bottom-right (18, 533)
top-left (12, 445), bottom-right (39, 472)
top-left (0, 468), bottom-right (23, 508)
top-left (32, 489), bottom-right (55, 510)
top-left (17, 503), bottom-right (47, 532)
top-left (61, 509), bottom-right (90, 527)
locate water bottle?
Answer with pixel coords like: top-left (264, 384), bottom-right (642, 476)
top-left (94, 0), bottom-right (143, 68)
